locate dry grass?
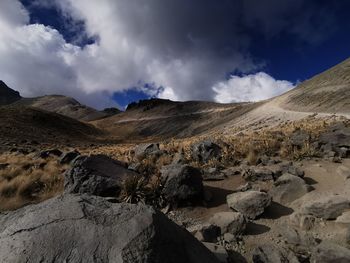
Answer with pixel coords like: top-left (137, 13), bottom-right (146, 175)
top-left (0, 152), bottom-right (67, 211)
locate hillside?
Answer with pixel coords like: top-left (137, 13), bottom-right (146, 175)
top-left (93, 98), bottom-right (261, 141)
top-left (0, 105), bottom-right (103, 152)
top-left (275, 57), bottom-right (350, 114)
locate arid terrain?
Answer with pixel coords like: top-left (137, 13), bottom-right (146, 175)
top-left (1, 58), bottom-right (350, 262)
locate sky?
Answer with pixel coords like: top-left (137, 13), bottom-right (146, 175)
top-left (0, 1), bottom-right (349, 109)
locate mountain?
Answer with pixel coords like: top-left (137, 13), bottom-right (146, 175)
top-left (93, 98), bottom-right (260, 141)
top-left (275, 57), bottom-right (350, 114)
top-left (0, 105), bottom-right (103, 151)
top-left (0, 81), bottom-right (21, 106)
top-left (0, 81), bottom-right (119, 121)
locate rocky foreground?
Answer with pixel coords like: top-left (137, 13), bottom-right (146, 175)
top-left (1, 118), bottom-right (350, 262)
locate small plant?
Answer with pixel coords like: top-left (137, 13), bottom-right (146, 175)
top-left (120, 176), bottom-right (149, 204)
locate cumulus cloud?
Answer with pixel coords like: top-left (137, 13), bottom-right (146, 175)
top-left (0, 0), bottom-right (340, 108)
top-left (213, 72), bottom-right (295, 103)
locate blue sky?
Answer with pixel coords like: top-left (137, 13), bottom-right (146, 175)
top-left (1, 0), bottom-right (350, 109)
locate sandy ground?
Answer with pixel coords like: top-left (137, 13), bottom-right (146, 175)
top-left (177, 158), bottom-right (350, 262)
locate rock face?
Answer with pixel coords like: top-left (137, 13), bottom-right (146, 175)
top-left (226, 191), bottom-right (272, 219)
top-left (252, 245), bottom-right (299, 263)
top-left (191, 141), bottom-right (222, 163)
top-left (161, 165), bottom-right (203, 205)
top-left (208, 212), bottom-right (246, 235)
top-left (270, 173), bottom-right (311, 204)
top-left (64, 155), bottom-right (138, 197)
top-left (0, 80), bottom-right (21, 106)
top-left (0, 194), bottom-right (220, 263)
top-left (301, 195), bottom-right (350, 219)
top-left (134, 143), bottom-right (161, 160)
top-left (311, 242), bottom-right (350, 263)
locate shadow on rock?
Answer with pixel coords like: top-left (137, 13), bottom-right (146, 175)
top-left (203, 185), bottom-right (233, 208)
top-left (261, 201), bottom-right (294, 219)
top-left (244, 222), bottom-right (271, 235)
top-left (303, 176), bottom-right (318, 185)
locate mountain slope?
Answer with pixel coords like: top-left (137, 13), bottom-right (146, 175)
top-left (93, 99), bottom-right (260, 141)
top-left (275, 57), bottom-right (350, 114)
top-left (0, 81), bottom-right (21, 106)
top-left (0, 105), bottom-right (103, 150)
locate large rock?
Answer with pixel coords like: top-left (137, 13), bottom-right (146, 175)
top-left (134, 143), bottom-right (160, 160)
top-left (252, 245), bottom-right (299, 263)
top-left (208, 212), bottom-right (246, 235)
top-left (191, 141), bottom-right (222, 163)
top-left (311, 242), bottom-right (350, 263)
top-left (161, 165), bottom-right (203, 205)
top-left (0, 194), bottom-right (220, 263)
top-left (64, 155), bottom-right (138, 197)
top-left (226, 191), bottom-right (272, 219)
top-left (301, 195), bottom-right (350, 219)
top-left (270, 173), bottom-right (311, 204)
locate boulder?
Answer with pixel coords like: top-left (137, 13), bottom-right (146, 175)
top-left (289, 212), bottom-right (316, 230)
top-left (301, 195), bottom-right (350, 219)
top-left (226, 191), bottom-right (272, 219)
top-left (270, 173), bottom-right (311, 204)
top-left (134, 143), bottom-right (160, 160)
top-left (161, 165), bottom-right (203, 205)
top-left (311, 242), bottom-right (350, 263)
top-left (60, 150), bottom-right (80, 164)
top-left (290, 129), bottom-right (310, 148)
top-left (203, 243), bottom-right (229, 263)
top-left (252, 245), bottom-right (299, 263)
top-left (242, 167), bottom-right (274, 182)
top-left (208, 212), bottom-right (246, 235)
top-left (336, 211), bottom-right (350, 225)
top-left (64, 154), bottom-right (138, 197)
top-left (191, 141), bottom-right (222, 163)
top-left (0, 194), bottom-right (220, 263)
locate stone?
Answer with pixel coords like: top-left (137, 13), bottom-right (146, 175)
top-left (301, 195), bottom-right (350, 219)
top-left (252, 245), bottom-right (299, 263)
top-left (226, 191), bottom-right (272, 219)
top-left (289, 212), bottom-right (316, 230)
top-left (336, 211), bottom-right (350, 225)
top-left (39, 149), bottom-right (63, 159)
top-left (191, 140), bottom-right (222, 163)
top-left (270, 173), bottom-right (311, 204)
top-left (60, 150), bottom-right (80, 164)
top-left (242, 167), bottom-right (274, 182)
top-left (0, 194), bottom-right (220, 263)
top-left (134, 143), bottom-right (160, 160)
top-left (195, 224), bottom-right (221, 243)
top-left (161, 165), bottom-right (203, 205)
top-left (279, 162), bottom-right (305, 178)
top-left (311, 242), bottom-right (350, 263)
top-left (64, 154), bottom-right (138, 197)
top-left (337, 165), bottom-right (350, 180)
top-left (208, 212), bottom-right (246, 235)
top-left (203, 243), bottom-right (229, 263)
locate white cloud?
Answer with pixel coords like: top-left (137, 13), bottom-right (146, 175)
top-left (0, 0), bottom-right (335, 108)
top-left (213, 72), bottom-right (294, 103)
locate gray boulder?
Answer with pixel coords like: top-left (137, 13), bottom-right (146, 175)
top-left (301, 195), bottom-right (350, 219)
top-left (191, 141), bottom-right (222, 163)
top-left (161, 165), bottom-right (203, 205)
top-left (64, 154), bottom-right (138, 197)
top-left (0, 194), bottom-right (220, 263)
top-left (270, 173), bottom-right (311, 204)
top-left (252, 245), bottom-right (299, 263)
top-left (226, 191), bottom-right (272, 219)
top-left (134, 143), bottom-right (160, 160)
top-left (311, 242), bottom-right (350, 263)
top-left (208, 212), bottom-right (246, 235)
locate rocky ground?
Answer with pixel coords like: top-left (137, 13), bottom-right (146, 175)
top-left (0, 115), bottom-right (350, 262)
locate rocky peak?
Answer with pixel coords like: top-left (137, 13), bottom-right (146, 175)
top-left (0, 80), bottom-right (21, 105)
